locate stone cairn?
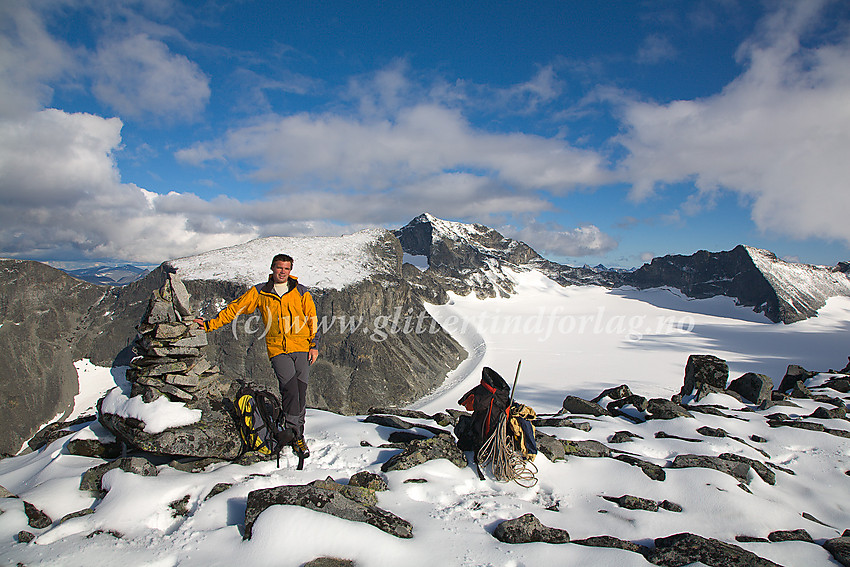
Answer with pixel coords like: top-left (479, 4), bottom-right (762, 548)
top-left (125, 267), bottom-right (226, 403)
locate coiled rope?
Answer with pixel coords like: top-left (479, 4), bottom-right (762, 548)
top-left (476, 412), bottom-right (538, 488)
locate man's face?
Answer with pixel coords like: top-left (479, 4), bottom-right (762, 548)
top-left (271, 260), bottom-right (292, 283)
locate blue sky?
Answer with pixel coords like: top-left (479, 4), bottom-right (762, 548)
top-left (2, 0), bottom-right (849, 269)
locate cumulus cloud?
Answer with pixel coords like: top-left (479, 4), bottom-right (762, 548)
top-left (178, 100), bottom-right (611, 198)
top-left (0, 2), bottom-right (76, 118)
top-left (504, 222), bottom-right (618, 258)
top-left (0, 110), bottom-right (254, 263)
top-left (91, 33), bottom-right (210, 122)
top-left (617, 0), bottom-right (850, 245)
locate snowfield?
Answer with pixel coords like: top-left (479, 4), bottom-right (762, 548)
top-left (1, 269), bottom-right (849, 566)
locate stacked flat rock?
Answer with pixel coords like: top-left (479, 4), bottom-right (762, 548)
top-left (126, 270), bottom-right (224, 403)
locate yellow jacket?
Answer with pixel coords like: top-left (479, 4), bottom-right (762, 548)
top-left (204, 276), bottom-right (319, 358)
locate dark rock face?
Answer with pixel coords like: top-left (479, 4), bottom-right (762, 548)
top-left (624, 244), bottom-right (850, 324)
top-left (243, 480), bottom-right (413, 540)
top-left (625, 245), bottom-right (781, 320)
top-left (492, 513), bottom-right (570, 544)
top-left (561, 395), bottom-right (610, 417)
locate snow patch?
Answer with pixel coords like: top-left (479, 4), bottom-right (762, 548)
top-left (171, 229), bottom-right (389, 289)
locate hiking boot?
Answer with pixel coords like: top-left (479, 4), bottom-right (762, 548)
top-left (292, 436), bottom-right (310, 459)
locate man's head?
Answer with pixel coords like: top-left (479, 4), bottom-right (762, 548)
top-left (270, 254), bottom-right (294, 284)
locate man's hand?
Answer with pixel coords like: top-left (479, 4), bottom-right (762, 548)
top-left (193, 318), bottom-right (206, 330)
top-left (308, 348), bottom-right (319, 365)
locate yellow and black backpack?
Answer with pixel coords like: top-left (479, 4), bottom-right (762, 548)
top-left (234, 385), bottom-right (298, 468)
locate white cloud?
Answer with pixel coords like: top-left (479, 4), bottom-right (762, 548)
top-left (91, 33), bottom-right (210, 122)
top-left (0, 2), bottom-right (76, 118)
top-left (617, 0), bottom-right (850, 245)
top-left (0, 110), bottom-right (254, 263)
top-left (636, 34), bottom-right (677, 64)
top-left (178, 101), bottom-right (611, 196)
top-left (505, 222), bottom-right (618, 258)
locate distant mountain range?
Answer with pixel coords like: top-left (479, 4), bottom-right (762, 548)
top-left (64, 264), bottom-right (150, 286)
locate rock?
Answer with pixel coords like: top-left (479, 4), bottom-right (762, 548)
top-left (592, 384), bottom-right (633, 403)
top-left (243, 481), bottom-right (413, 540)
top-left (561, 395), bottom-right (610, 416)
top-left (823, 535), bottom-right (850, 567)
top-left (614, 455), bottom-right (667, 481)
top-left (669, 454), bottom-right (751, 484)
top-left (0, 484), bottom-right (16, 498)
top-left (303, 559), bottom-right (355, 567)
top-left (168, 271), bottom-right (193, 318)
top-left (602, 494), bottom-right (659, 512)
top-left (681, 354), bottom-right (729, 397)
top-left (823, 377), bottom-right (850, 393)
top-left (789, 381), bottom-right (813, 399)
top-left (348, 471), bottom-right (389, 492)
top-left (535, 432), bottom-right (566, 462)
top-left (646, 532), bottom-right (783, 566)
top-left (609, 430), bottom-right (643, 443)
top-left (728, 373), bottom-right (774, 404)
top-left (571, 535), bottom-right (648, 554)
top-left (79, 456), bottom-right (158, 494)
top-left (387, 431), bottom-right (428, 444)
top-left (492, 513), bottom-right (569, 544)
top-left (646, 398), bottom-right (693, 420)
top-left (767, 529), bottom-right (813, 542)
top-left (204, 483), bottom-right (233, 500)
top-left (562, 439), bottom-right (611, 458)
top-left (810, 406), bottom-right (847, 420)
top-left (66, 438), bottom-right (122, 459)
top-left (367, 407), bottom-right (431, 420)
top-left (381, 433), bottom-right (467, 472)
top-left (778, 365), bottom-right (817, 393)
top-left (23, 501), bottom-right (52, 529)
top-left (532, 416), bottom-right (589, 429)
top-left (17, 531), bottom-right (35, 543)
top-left (660, 500), bottom-right (683, 512)
top-left (717, 454), bottom-right (775, 485)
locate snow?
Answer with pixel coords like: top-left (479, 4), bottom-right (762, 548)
top-left (171, 229), bottom-right (389, 289)
top-left (1, 268), bottom-right (849, 566)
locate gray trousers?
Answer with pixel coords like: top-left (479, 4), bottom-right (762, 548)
top-left (270, 352), bottom-right (309, 437)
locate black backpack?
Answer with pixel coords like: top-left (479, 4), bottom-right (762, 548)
top-left (458, 367), bottom-right (512, 451)
top-left (233, 384), bottom-right (298, 468)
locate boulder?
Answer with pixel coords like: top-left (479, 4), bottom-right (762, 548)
top-left (561, 395), bottom-right (610, 416)
top-left (562, 439), bottom-right (611, 458)
top-left (767, 529), bottom-right (813, 542)
top-left (79, 456), bottom-right (158, 495)
top-left (645, 532), bottom-right (782, 566)
top-left (669, 454), bottom-right (751, 484)
top-left (492, 513), bottom-right (569, 544)
top-left (348, 471), bottom-right (389, 492)
top-left (681, 355), bottom-right (728, 397)
top-left (728, 373), bottom-right (773, 404)
top-left (23, 501), bottom-right (52, 529)
top-left (381, 433), bottom-right (467, 472)
top-left (614, 454), bottom-right (666, 481)
top-left (778, 364), bottom-right (817, 393)
top-left (646, 398), bottom-right (693, 420)
top-left (535, 432), bottom-right (566, 462)
top-left (243, 480), bottom-right (413, 540)
top-left (571, 535), bottom-right (648, 554)
top-left (823, 534), bottom-right (850, 567)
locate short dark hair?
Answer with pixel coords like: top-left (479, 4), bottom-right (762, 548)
top-left (271, 254), bottom-right (294, 268)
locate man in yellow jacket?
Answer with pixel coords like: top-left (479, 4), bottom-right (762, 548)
top-left (195, 254), bottom-right (319, 459)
